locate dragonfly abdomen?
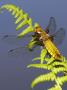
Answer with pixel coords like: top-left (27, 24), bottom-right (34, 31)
top-left (44, 39), bottom-right (62, 60)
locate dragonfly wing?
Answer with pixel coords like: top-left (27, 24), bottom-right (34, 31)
top-left (8, 45), bottom-right (41, 58)
top-left (0, 34), bottom-right (32, 45)
top-left (8, 46), bottom-right (30, 57)
top-left (45, 17), bottom-right (56, 35)
top-left (52, 28), bottom-right (66, 46)
top-left (0, 33), bottom-right (41, 58)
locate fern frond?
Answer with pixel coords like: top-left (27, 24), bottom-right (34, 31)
top-left (48, 84), bottom-right (62, 90)
top-left (56, 75), bottom-right (67, 86)
top-left (32, 48), bottom-right (47, 63)
top-left (40, 48), bottom-right (47, 64)
top-left (26, 37), bottom-right (37, 50)
top-left (49, 60), bottom-right (67, 67)
top-left (50, 60), bottom-right (67, 73)
top-left (27, 63), bottom-right (52, 70)
top-left (32, 49), bottom-right (55, 64)
top-left (32, 57), bottom-right (41, 61)
top-left (0, 4), bottom-right (36, 37)
top-left (1, 4), bottom-right (21, 16)
top-left (32, 48), bottom-right (53, 63)
top-left (52, 67), bottom-right (67, 74)
top-left (31, 72), bottom-right (56, 88)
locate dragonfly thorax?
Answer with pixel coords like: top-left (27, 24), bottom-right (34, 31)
top-left (34, 26), bottom-right (51, 42)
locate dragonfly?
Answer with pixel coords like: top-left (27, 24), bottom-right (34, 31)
top-left (0, 17), bottom-right (65, 60)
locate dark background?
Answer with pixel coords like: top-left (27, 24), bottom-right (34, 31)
top-left (0, 0), bottom-right (67, 90)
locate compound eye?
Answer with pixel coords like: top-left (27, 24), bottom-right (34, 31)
top-left (35, 26), bottom-right (42, 35)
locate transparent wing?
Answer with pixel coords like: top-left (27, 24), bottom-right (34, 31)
top-left (52, 28), bottom-right (66, 46)
top-left (45, 17), bottom-right (56, 35)
top-left (8, 45), bottom-right (41, 58)
top-left (8, 46), bottom-right (31, 57)
top-left (0, 33), bottom-right (32, 46)
top-left (0, 33), bottom-right (40, 58)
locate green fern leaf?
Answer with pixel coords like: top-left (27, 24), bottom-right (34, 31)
top-left (31, 72), bottom-right (56, 88)
top-left (27, 63), bottom-right (52, 70)
top-left (40, 48), bottom-right (47, 64)
top-left (48, 84), bottom-right (62, 90)
top-left (0, 4), bottom-right (35, 37)
top-left (56, 75), bottom-right (67, 86)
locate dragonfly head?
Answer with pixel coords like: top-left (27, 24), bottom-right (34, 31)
top-left (32, 26), bottom-right (44, 47)
top-left (34, 26), bottom-right (42, 34)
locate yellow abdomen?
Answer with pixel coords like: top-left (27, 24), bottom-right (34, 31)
top-left (43, 39), bottom-right (62, 60)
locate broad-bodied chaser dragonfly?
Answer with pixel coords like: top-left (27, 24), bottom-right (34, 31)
top-left (0, 17), bottom-right (65, 59)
